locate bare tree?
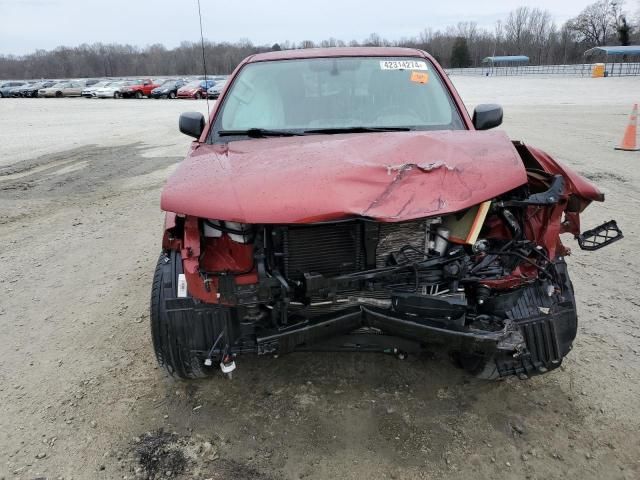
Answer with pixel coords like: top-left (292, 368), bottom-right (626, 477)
top-left (363, 33), bottom-right (387, 47)
top-left (529, 9), bottom-right (555, 63)
top-left (566, 0), bottom-right (622, 45)
top-left (493, 20), bottom-right (504, 56)
top-left (299, 40), bottom-right (316, 49)
top-left (505, 7), bottom-right (532, 52)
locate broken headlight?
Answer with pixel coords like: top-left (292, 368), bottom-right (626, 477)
top-left (203, 220), bottom-right (254, 243)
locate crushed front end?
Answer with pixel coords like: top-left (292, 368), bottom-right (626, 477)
top-left (155, 153), bottom-right (622, 379)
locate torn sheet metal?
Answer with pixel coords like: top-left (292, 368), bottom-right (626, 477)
top-left (161, 130), bottom-right (528, 224)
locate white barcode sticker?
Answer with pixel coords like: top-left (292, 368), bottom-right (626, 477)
top-left (177, 273), bottom-right (188, 298)
top-left (380, 60), bottom-right (428, 70)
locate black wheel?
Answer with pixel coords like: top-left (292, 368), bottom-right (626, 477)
top-left (169, 91), bottom-right (176, 99)
top-left (151, 251), bottom-right (217, 379)
top-left (55, 91), bottom-right (62, 98)
top-left (135, 91), bottom-right (143, 99)
top-left (0, 92), bottom-right (3, 98)
top-left (194, 92), bottom-right (202, 100)
top-left (114, 91), bottom-right (121, 99)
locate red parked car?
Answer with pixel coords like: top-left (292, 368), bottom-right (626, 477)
top-left (151, 47), bottom-right (622, 381)
top-left (176, 79), bottom-right (216, 99)
top-left (121, 79), bottom-right (161, 98)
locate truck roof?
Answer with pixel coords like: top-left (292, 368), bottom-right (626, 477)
top-left (247, 47), bottom-right (426, 63)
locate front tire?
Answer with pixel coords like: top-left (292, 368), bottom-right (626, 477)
top-left (169, 91), bottom-right (176, 99)
top-left (114, 91), bottom-right (121, 99)
top-left (194, 92), bottom-right (202, 100)
top-left (151, 251), bottom-right (216, 379)
top-left (135, 91), bottom-right (143, 99)
top-left (454, 263), bottom-right (576, 380)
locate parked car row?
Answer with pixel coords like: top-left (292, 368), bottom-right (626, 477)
top-left (18, 80), bottom-right (57, 97)
top-left (82, 80), bottom-right (139, 99)
top-left (0, 76), bottom-right (229, 100)
top-left (0, 79), bottom-right (101, 98)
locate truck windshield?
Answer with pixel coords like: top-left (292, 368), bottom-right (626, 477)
top-left (212, 57), bottom-right (465, 141)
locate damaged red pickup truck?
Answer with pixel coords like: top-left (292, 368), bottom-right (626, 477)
top-left (151, 47), bottom-right (622, 380)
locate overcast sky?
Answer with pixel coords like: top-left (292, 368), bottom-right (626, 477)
top-left (0, 0), bottom-right (618, 56)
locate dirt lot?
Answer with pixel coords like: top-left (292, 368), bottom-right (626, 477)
top-left (1, 77), bottom-right (639, 480)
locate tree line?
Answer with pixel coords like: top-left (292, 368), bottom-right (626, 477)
top-left (1, 0), bottom-right (638, 79)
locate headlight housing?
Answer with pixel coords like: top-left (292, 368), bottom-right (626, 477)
top-left (203, 220), bottom-right (253, 243)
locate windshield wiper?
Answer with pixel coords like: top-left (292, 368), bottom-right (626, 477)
top-left (218, 128), bottom-right (305, 138)
top-left (303, 126), bottom-right (412, 134)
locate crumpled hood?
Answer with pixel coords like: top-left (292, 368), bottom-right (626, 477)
top-left (161, 130), bottom-right (527, 223)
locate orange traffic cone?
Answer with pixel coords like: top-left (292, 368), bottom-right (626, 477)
top-left (616, 104), bottom-right (640, 151)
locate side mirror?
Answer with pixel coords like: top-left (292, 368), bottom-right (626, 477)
top-left (179, 112), bottom-right (205, 139)
top-left (473, 104), bottom-right (503, 130)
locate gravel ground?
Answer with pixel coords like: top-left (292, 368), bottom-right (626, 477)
top-left (1, 77), bottom-right (639, 480)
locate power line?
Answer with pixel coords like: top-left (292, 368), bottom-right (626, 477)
top-left (196, 0), bottom-right (210, 116)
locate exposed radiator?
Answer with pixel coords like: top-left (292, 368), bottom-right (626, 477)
top-left (376, 221), bottom-right (427, 267)
top-left (283, 220), bottom-right (426, 279)
top-left (284, 223), bottom-right (363, 279)
top-left (282, 220), bottom-right (433, 319)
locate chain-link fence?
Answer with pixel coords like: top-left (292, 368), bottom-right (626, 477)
top-left (446, 63), bottom-right (640, 77)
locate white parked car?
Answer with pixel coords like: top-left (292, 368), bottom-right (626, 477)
top-left (82, 81), bottom-right (113, 98)
top-left (206, 79), bottom-right (227, 99)
top-left (94, 81), bottom-right (135, 99)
